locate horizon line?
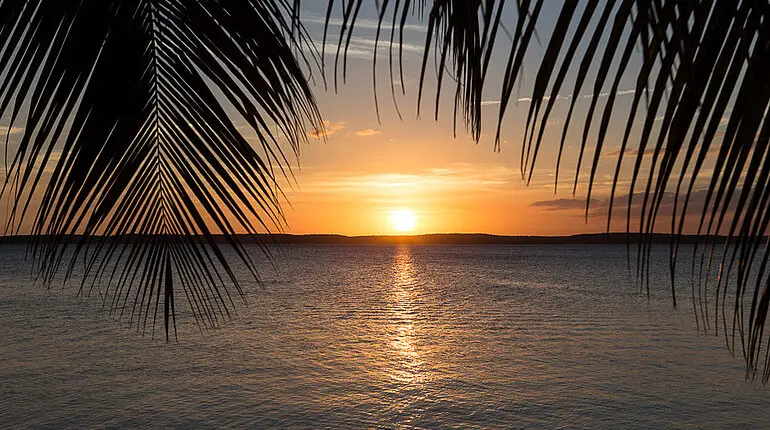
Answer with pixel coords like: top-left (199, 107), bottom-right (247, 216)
top-left (0, 232), bottom-right (737, 246)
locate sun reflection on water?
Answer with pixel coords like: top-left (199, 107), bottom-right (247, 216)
top-left (389, 246), bottom-right (426, 386)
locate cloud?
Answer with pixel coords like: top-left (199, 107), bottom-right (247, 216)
top-left (530, 189), bottom-right (741, 234)
top-left (530, 198), bottom-right (598, 211)
top-left (312, 37), bottom-right (423, 60)
top-left (308, 120), bottom-right (345, 139)
top-left (604, 144), bottom-right (722, 158)
top-left (597, 88), bottom-right (636, 97)
top-left (297, 163), bottom-right (519, 195)
top-left (482, 88), bottom-right (637, 107)
top-left (481, 97), bottom-right (544, 105)
top-left (603, 147), bottom-right (657, 157)
top-left (303, 14), bottom-right (427, 33)
top-left (534, 190), bottom-right (725, 217)
top-left (601, 190), bottom-right (715, 214)
top-left (354, 128), bottom-right (381, 137)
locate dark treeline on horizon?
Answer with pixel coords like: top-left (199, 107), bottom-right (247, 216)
top-left (0, 233), bottom-right (738, 246)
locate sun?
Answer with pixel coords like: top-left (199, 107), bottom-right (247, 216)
top-left (390, 209), bottom-right (417, 232)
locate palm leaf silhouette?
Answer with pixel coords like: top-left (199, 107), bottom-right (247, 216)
top-left (328, 0), bottom-right (770, 379)
top-left (3, 0), bottom-right (770, 380)
top-left (0, 0), bottom-right (322, 341)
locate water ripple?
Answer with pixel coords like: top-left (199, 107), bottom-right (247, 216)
top-left (0, 244), bottom-right (767, 428)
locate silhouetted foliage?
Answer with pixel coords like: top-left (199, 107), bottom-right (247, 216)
top-left (328, 0), bottom-right (770, 381)
top-left (0, 0), bottom-right (322, 341)
top-left (2, 0), bottom-right (770, 380)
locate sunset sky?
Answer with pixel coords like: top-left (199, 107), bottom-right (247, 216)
top-left (0, 2), bottom-right (724, 237)
top-left (261, 2), bottom-right (719, 236)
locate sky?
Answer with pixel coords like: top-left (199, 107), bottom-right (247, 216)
top-left (0, 2), bottom-right (726, 237)
top-left (261, 2), bottom-right (721, 236)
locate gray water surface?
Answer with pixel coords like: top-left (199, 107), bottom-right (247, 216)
top-left (0, 244), bottom-right (766, 428)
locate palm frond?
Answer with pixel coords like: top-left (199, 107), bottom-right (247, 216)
top-left (0, 0), bottom-right (322, 340)
top-left (3, 0), bottom-right (770, 380)
top-left (330, 0), bottom-right (770, 379)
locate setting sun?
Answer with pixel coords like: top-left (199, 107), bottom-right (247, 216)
top-left (390, 209), bottom-right (417, 232)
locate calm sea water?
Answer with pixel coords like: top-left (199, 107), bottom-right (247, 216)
top-left (1, 244), bottom-right (768, 429)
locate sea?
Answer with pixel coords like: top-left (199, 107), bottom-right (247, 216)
top-left (1, 243), bottom-right (769, 429)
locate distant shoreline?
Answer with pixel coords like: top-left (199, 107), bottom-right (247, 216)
top-left (0, 233), bottom-right (735, 246)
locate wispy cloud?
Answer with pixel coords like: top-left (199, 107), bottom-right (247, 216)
top-left (298, 163), bottom-right (519, 195)
top-left (482, 88), bottom-right (637, 107)
top-left (313, 36), bottom-right (423, 60)
top-left (607, 89), bottom-right (636, 97)
top-left (604, 143), bottom-right (721, 158)
top-left (531, 190), bottom-right (727, 222)
top-left (354, 128), bottom-right (381, 137)
top-left (309, 120), bottom-right (345, 139)
top-left (302, 14), bottom-right (427, 33)
top-left (530, 198), bottom-right (597, 211)
top-left (603, 146), bottom-right (656, 157)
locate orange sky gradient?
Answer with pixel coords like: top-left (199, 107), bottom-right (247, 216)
top-left (252, 4), bottom-right (723, 236)
top-left (0, 3), bottom-right (726, 237)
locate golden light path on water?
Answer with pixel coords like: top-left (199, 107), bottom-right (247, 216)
top-left (389, 246), bottom-right (424, 388)
top-left (7, 244), bottom-right (770, 428)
